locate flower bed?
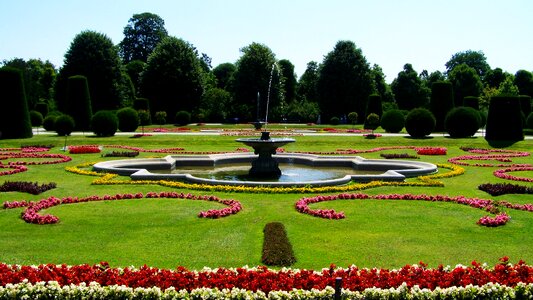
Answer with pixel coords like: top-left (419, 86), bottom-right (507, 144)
top-left (101, 151), bottom-right (140, 158)
top-left (3, 192), bottom-right (242, 224)
top-left (68, 145), bottom-right (101, 154)
top-left (380, 153), bottom-right (419, 159)
top-left (449, 147), bottom-right (531, 167)
top-left (494, 166), bottom-right (533, 183)
top-left (0, 181), bottom-right (56, 195)
top-left (0, 259), bottom-right (532, 293)
top-left (294, 192), bottom-right (532, 226)
top-left (479, 183), bottom-right (533, 196)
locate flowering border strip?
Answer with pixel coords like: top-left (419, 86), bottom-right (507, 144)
top-left (66, 162), bottom-right (464, 194)
top-left (448, 147), bottom-right (531, 167)
top-left (0, 164), bottom-right (27, 176)
top-left (0, 181), bottom-right (56, 195)
top-left (68, 145), bottom-right (101, 154)
top-left (294, 192), bottom-right (532, 226)
top-left (479, 183), bottom-right (533, 196)
top-left (2, 192), bottom-right (242, 224)
top-left (0, 259), bottom-right (532, 293)
top-left (0, 152), bottom-right (72, 166)
top-left (494, 166), bottom-right (533, 183)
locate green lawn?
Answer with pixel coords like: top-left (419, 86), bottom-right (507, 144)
top-left (0, 130), bottom-right (532, 270)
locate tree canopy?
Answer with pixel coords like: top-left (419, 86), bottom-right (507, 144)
top-left (447, 63), bottom-right (483, 106)
top-left (297, 61), bottom-right (319, 103)
top-left (445, 50), bottom-right (490, 79)
top-left (212, 63), bottom-right (236, 91)
top-left (119, 12), bottom-right (168, 63)
top-left (391, 64), bottom-right (429, 110)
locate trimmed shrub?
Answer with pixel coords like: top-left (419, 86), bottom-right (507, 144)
top-left (381, 109), bottom-right (405, 133)
top-left (261, 222), bottom-right (296, 267)
top-left (0, 67), bottom-right (33, 139)
top-left (347, 112), bottom-right (358, 125)
top-left (175, 110), bottom-right (191, 126)
top-left (116, 107), bottom-right (139, 132)
top-left (154, 111), bottom-right (167, 126)
top-left (526, 112), bottom-right (533, 129)
top-left (519, 95), bottom-right (532, 117)
top-left (133, 98), bottom-right (150, 111)
top-left (91, 110), bottom-right (118, 137)
top-left (463, 96), bottom-right (480, 110)
top-left (66, 75), bottom-right (93, 131)
top-left (29, 110), bottom-right (44, 127)
top-left (444, 107), bottom-right (481, 138)
top-left (364, 113), bottom-right (380, 131)
top-left (55, 114), bottom-right (75, 136)
top-left (365, 94), bottom-right (383, 118)
top-left (430, 81), bottom-right (454, 132)
top-left (42, 115), bottom-right (57, 131)
top-left (485, 96), bottom-right (524, 141)
top-left (34, 102), bottom-right (49, 117)
top-left (329, 116), bottom-right (340, 125)
top-left (405, 108), bottom-right (436, 138)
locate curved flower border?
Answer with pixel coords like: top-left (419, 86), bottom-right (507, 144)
top-left (494, 166), bottom-right (533, 183)
top-left (3, 192), bottom-right (242, 224)
top-left (448, 147), bottom-right (531, 167)
top-left (294, 192), bottom-right (532, 226)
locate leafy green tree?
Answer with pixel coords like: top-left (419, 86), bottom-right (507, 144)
top-left (391, 64), bottom-right (429, 110)
top-left (420, 70), bottom-right (445, 91)
top-left (447, 63), bottom-right (483, 107)
top-left (212, 63), bottom-right (236, 91)
top-left (370, 64), bottom-right (394, 103)
top-left (445, 50), bottom-right (490, 79)
top-left (119, 12), bottom-right (168, 63)
top-left (0, 67), bottom-right (33, 139)
top-left (140, 36), bottom-right (204, 122)
top-left (55, 30), bottom-right (128, 112)
top-left (514, 70), bottom-right (533, 97)
top-left (2, 58), bottom-right (56, 109)
top-left (497, 76), bottom-right (519, 96)
top-left (297, 61), bottom-right (319, 102)
top-left (233, 42), bottom-right (278, 122)
top-left (484, 68), bottom-right (508, 88)
top-left (278, 59), bottom-right (297, 103)
top-left (125, 60), bottom-right (146, 96)
top-left (199, 87), bottom-right (232, 122)
top-left (317, 40), bottom-right (373, 121)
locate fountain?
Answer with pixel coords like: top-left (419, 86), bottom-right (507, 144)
top-left (92, 63), bottom-right (438, 187)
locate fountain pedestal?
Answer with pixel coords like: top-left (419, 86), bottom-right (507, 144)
top-left (236, 132), bottom-right (295, 178)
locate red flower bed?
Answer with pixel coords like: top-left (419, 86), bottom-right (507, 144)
top-left (0, 181), bottom-right (56, 195)
top-left (416, 147), bottom-right (447, 155)
top-left (68, 146), bottom-right (101, 154)
top-left (3, 192), bottom-right (242, 224)
top-left (0, 258), bottom-right (531, 292)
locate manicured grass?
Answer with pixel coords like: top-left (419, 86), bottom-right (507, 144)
top-left (0, 131), bottom-right (532, 269)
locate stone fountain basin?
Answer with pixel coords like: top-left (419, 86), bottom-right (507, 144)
top-left (92, 153), bottom-right (438, 187)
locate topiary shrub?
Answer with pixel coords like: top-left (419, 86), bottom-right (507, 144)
top-left (91, 110), bottom-right (118, 137)
top-left (329, 116), bottom-right (340, 125)
top-left (347, 112), bottom-right (358, 126)
top-left (364, 113), bottom-right (380, 132)
top-left (116, 107), bottom-right (139, 132)
top-left (430, 81), bottom-right (454, 132)
top-left (381, 109), bottom-right (405, 133)
top-left (519, 95), bottom-right (532, 118)
top-left (175, 110), bottom-right (191, 126)
top-left (365, 94), bottom-right (383, 118)
top-left (42, 115), bottom-right (57, 131)
top-left (526, 112), bottom-right (533, 129)
top-left (154, 111), bottom-right (167, 126)
top-left (55, 114), bottom-right (75, 136)
top-left (66, 75), bottom-right (93, 131)
top-left (405, 108), bottom-right (436, 138)
top-left (34, 102), bottom-right (49, 117)
top-left (463, 96), bottom-right (480, 110)
top-left (133, 98), bottom-right (150, 111)
top-left (444, 107), bottom-right (481, 138)
top-left (485, 96), bottom-right (524, 142)
top-left (0, 67), bottom-right (32, 139)
top-left (29, 110), bottom-right (44, 127)
top-left (261, 222), bottom-right (296, 267)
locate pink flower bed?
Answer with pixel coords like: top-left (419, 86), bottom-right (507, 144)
top-left (295, 193), bottom-right (532, 226)
top-left (494, 166), bottom-right (533, 183)
top-left (3, 192), bottom-right (241, 224)
top-left (449, 147), bottom-right (531, 167)
top-left (68, 145), bottom-right (101, 154)
top-left (0, 258), bottom-right (531, 292)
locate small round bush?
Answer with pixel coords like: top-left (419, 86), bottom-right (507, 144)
top-left (175, 110), bottom-right (191, 126)
top-left (444, 107), bottom-right (481, 138)
top-left (364, 113), bottom-right (380, 131)
top-left (42, 115), bottom-right (57, 131)
top-left (527, 112), bottom-right (533, 129)
top-left (116, 107), bottom-right (139, 132)
top-left (91, 110), bottom-right (118, 137)
top-left (347, 112), bottom-right (358, 125)
top-left (381, 109), bottom-right (405, 133)
top-left (55, 114), bottom-right (75, 136)
top-left (405, 108), bottom-right (436, 138)
top-left (29, 110), bottom-right (44, 127)
top-left (329, 116), bottom-right (340, 125)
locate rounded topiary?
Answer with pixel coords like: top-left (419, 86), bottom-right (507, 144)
top-left (29, 110), bottom-right (44, 127)
top-left (329, 116), bottom-right (340, 125)
top-left (116, 107), bottom-right (139, 132)
top-left (444, 107), bottom-right (481, 138)
top-left (405, 108), bottom-right (436, 138)
top-left (364, 113), bottom-right (380, 131)
top-left (526, 112), bottom-right (533, 129)
top-left (381, 109), bottom-right (405, 133)
top-left (91, 110), bottom-right (118, 137)
top-left (347, 112), bottom-right (358, 125)
top-left (42, 115), bottom-right (57, 131)
top-left (175, 110), bottom-right (191, 126)
top-left (55, 114), bottom-right (75, 136)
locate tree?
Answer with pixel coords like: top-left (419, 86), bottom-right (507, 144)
top-left (297, 61), bottom-right (319, 102)
top-left (514, 70), bottom-right (533, 97)
top-left (119, 12), bottom-right (168, 63)
top-left (125, 60), bottom-right (146, 96)
top-left (233, 42), bottom-right (278, 122)
top-left (0, 67), bottom-right (33, 139)
top-left (445, 50), bottom-right (490, 79)
top-left (497, 76), bottom-right (519, 96)
top-left (370, 64), bottom-right (394, 103)
top-left (390, 64), bottom-right (429, 110)
top-left (199, 87), bottom-right (232, 122)
top-left (447, 63), bottom-right (483, 107)
top-left (212, 62), bottom-right (236, 91)
top-left (317, 40), bottom-right (373, 121)
top-left (55, 30), bottom-right (128, 113)
top-left (278, 59), bottom-right (297, 104)
top-left (420, 70), bottom-right (445, 91)
top-left (484, 68), bottom-right (508, 89)
top-left (140, 36), bottom-right (204, 122)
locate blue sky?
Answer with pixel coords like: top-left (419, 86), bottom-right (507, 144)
top-left (1, 0), bottom-right (532, 82)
